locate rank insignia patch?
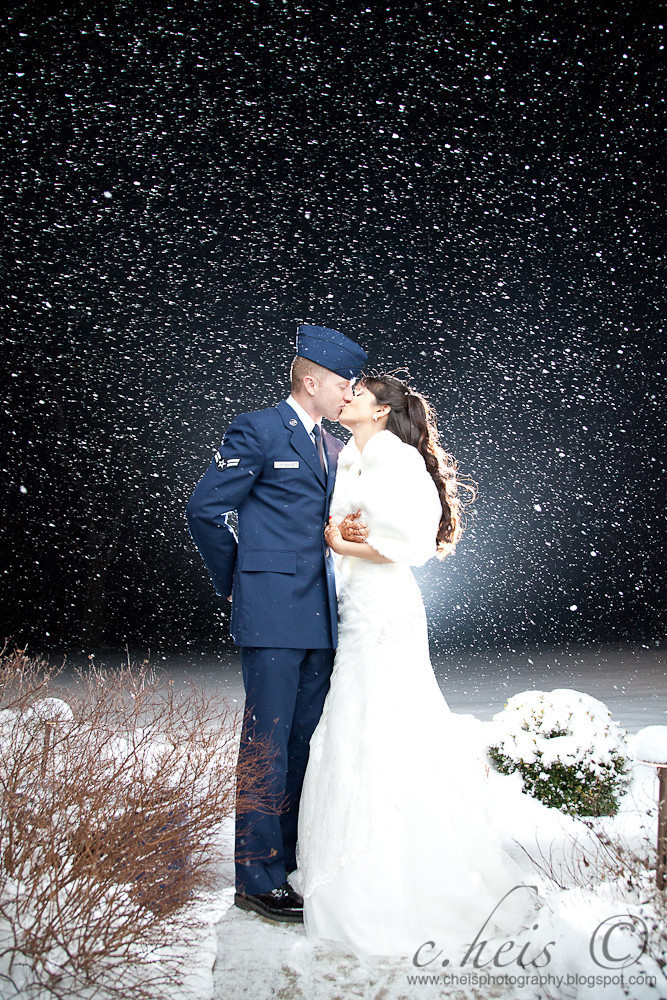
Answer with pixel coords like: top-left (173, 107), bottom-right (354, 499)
top-left (214, 451), bottom-right (240, 471)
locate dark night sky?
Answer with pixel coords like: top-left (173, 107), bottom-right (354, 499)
top-left (1, 1), bottom-right (664, 656)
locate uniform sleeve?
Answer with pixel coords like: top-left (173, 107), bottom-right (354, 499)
top-left (185, 414), bottom-right (264, 597)
top-left (363, 447), bottom-right (441, 566)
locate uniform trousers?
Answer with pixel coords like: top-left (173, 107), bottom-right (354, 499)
top-left (235, 646), bottom-right (334, 894)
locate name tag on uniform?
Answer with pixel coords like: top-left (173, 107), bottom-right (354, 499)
top-left (274, 461), bottom-right (300, 469)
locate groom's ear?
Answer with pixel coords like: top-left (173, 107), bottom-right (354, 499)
top-left (303, 374), bottom-right (320, 397)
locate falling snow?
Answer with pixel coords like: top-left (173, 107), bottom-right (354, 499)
top-left (0, 4), bottom-right (663, 654)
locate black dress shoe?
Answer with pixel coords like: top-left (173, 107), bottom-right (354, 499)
top-left (234, 882), bottom-right (304, 923)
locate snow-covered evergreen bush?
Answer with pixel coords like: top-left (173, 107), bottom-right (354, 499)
top-left (488, 688), bottom-right (630, 816)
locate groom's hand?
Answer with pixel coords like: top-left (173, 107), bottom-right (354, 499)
top-left (339, 510), bottom-right (368, 543)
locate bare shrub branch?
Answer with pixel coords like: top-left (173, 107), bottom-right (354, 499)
top-left (0, 647), bottom-right (275, 999)
top-left (517, 812), bottom-right (667, 987)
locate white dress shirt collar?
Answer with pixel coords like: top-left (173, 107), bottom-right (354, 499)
top-left (286, 395), bottom-right (320, 437)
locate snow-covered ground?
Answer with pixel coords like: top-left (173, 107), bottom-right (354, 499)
top-left (166, 640), bottom-right (667, 1000)
top-left (177, 737), bottom-right (666, 1000)
top-left (5, 643), bottom-right (666, 1000)
top-left (163, 641), bottom-right (665, 733)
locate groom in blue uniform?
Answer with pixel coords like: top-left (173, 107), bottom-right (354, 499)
top-left (186, 325), bottom-right (367, 922)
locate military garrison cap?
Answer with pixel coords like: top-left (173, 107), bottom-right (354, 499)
top-left (296, 324), bottom-right (367, 380)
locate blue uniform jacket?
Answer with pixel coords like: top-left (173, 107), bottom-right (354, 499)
top-left (186, 400), bottom-right (344, 649)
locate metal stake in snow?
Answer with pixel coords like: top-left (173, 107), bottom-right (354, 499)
top-left (27, 698), bottom-right (75, 778)
top-left (659, 768), bottom-right (667, 891)
top-left (633, 727), bottom-right (667, 891)
top-left (41, 721), bottom-right (53, 778)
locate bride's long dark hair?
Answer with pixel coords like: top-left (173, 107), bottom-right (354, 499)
top-left (360, 372), bottom-right (476, 557)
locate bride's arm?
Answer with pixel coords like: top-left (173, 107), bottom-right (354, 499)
top-left (324, 519), bottom-right (392, 564)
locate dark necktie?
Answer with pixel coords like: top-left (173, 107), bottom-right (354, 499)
top-left (312, 423), bottom-right (326, 476)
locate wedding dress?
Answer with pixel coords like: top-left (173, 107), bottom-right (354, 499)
top-left (296, 430), bottom-right (532, 958)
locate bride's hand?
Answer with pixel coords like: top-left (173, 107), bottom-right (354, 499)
top-left (339, 510), bottom-right (368, 543)
top-left (324, 518), bottom-right (344, 553)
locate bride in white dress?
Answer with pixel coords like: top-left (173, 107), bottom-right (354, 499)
top-left (296, 374), bottom-right (532, 958)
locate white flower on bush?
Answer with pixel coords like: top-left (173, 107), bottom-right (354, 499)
top-left (488, 688), bottom-right (630, 816)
